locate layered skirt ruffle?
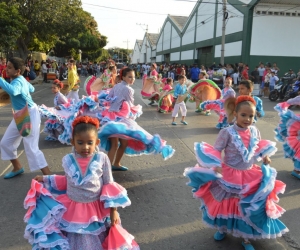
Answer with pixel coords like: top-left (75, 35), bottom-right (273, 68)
top-left (157, 90), bottom-right (174, 113)
top-left (274, 102), bottom-right (300, 171)
top-left (184, 142), bottom-right (288, 239)
top-left (200, 99), bottom-right (229, 129)
top-left (24, 180), bottom-right (139, 250)
top-left (98, 118), bottom-right (175, 160)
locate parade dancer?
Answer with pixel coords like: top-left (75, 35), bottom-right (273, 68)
top-left (24, 116), bottom-right (139, 250)
top-left (158, 78), bottom-right (174, 113)
top-left (0, 57), bottom-right (51, 178)
top-left (172, 75), bottom-right (188, 125)
top-left (184, 96), bottom-right (288, 250)
top-left (66, 59), bottom-right (80, 103)
top-left (274, 95), bottom-right (300, 179)
top-left (200, 77), bottom-right (236, 129)
top-left (40, 80), bottom-right (70, 141)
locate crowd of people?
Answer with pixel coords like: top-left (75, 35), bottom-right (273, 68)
top-left (1, 56), bottom-right (300, 250)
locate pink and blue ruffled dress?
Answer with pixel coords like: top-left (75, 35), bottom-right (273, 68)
top-left (39, 92), bottom-right (72, 141)
top-left (184, 123), bottom-right (288, 239)
top-left (24, 151), bottom-right (139, 250)
top-left (274, 96), bottom-right (300, 171)
top-left (200, 87), bottom-right (236, 129)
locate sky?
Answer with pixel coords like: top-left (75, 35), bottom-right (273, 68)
top-left (81, 0), bottom-right (197, 50)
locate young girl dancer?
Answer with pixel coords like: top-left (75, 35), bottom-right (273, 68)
top-left (158, 78), bottom-right (174, 113)
top-left (172, 75), bottom-right (188, 125)
top-left (274, 95), bottom-right (300, 179)
top-left (200, 77), bottom-right (236, 129)
top-left (52, 79), bottom-right (68, 109)
top-left (106, 68), bottom-right (136, 171)
top-left (0, 57), bottom-right (51, 179)
top-left (24, 116), bottom-right (139, 250)
top-left (184, 96), bottom-right (288, 250)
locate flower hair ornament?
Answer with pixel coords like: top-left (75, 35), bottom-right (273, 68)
top-left (235, 95), bottom-right (256, 106)
top-left (72, 116), bottom-right (100, 130)
top-left (53, 79), bottom-right (64, 89)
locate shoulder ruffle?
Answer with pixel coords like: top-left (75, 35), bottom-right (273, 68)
top-left (194, 142), bottom-right (222, 168)
top-left (227, 126), bottom-right (259, 163)
top-left (100, 182), bottom-right (131, 208)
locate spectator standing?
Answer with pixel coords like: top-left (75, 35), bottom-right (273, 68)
top-left (250, 66), bottom-right (259, 84)
top-left (263, 68), bottom-right (271, 98)
top-left (34, 60), bottom-right (40, 77)
top-left (232, 69), bottom-right (239, 89)
top-left (269, 71), bottom-right (279, 92)
top-left (241, 65), bottom-right (249, 80)
top-left (190, 64), bottom-right (200, 83)
top-left (272, 63), bottom-right (280, 76)
top-left (41, 60), bottom-right (48, 83)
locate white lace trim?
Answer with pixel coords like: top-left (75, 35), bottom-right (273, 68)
top-left (227, 126), bottom-right (259, 163)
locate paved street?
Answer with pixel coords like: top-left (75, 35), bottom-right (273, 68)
top-left (0, 78), bottom-right (299, 250)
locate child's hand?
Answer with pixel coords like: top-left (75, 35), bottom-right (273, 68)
top-left (110, 208), bottom-right (119, 226)
top-left (34, 175), bottom-right (44, 182)
top-left (214, 167), bottom-right (222, 175)
top-left (263, 156), bottom-right (271, 165)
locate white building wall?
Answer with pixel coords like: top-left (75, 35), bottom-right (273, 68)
top-left (171, 27), bottom-right (180, 48)
top-left (170, 52), bottom-right (180, 61)
top-left (182, 14), bottom-right (196, 46)
top-left (131, 43), bottom-right (141, 64)
top-left (156, 55), bottom-right (162, 62)
top-left (163, 21), bottom-right (171, 50)
top-left (196, 0), bottom-right (215, 42)
top-left (214, 41), bottom-right (242, 58)
top-left (251, 15), bottom-right (300, 57)
top-left (151, 50), bottom-right (156, 58)
top-left (181, 50), bottom-right (194, 60)
top-left (147, 44), bottom-right (151, 63)
top-left (156, 35), bottom-right (163, 52)
top-left (216, 3), bottom-right (244, 37)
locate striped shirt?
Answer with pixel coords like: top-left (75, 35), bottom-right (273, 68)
top-left (108, 81), bottom-right (134, 112)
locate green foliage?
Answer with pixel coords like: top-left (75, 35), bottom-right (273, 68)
top-left (0, 2), bottom-right (27, 51)
top-left (0, 0), bottom-right (107, 60)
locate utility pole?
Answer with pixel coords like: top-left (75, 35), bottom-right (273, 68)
top-left (137, 23), bottom-right (148, 63)
top-left (221, 0), bottom-right (227, 65)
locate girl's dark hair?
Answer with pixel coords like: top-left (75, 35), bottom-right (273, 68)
top-left (109, 65), bottom-right (115, 71)
top-left (122, 68), bottom-right (134, 78)
top-left (239, 80), bottom-right (253, 90)
top-left (166, 78), bottom-right (172, 84)
top-left (72, 123), bottom-right (98, 138)
top-left (8, 57), bottom-right (25, 74)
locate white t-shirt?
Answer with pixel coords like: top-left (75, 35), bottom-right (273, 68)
top-left (258, 67), bottom-right (265, 77)
top-left (232, 73), bottom-right (239, 85)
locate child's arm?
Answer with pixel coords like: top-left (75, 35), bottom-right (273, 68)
top-left (0, 78), bottom-right (22, 96)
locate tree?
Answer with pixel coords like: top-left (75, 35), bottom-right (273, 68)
top-left (0, 2), bottom-right (27, 53)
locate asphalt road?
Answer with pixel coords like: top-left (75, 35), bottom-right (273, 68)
top-left (0, 78), bottom-right (299, 250)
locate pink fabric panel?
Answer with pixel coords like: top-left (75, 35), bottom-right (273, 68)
top-left (202, 142), bottom-right (222, 160)
top-left (163, 85), bottom-right (172, 91)
top-left (237, 130), bottom-right (251, 148)
top-left (53, 175), bottom-right (68, 191)
top-left (76, 157), bottom-right (92, 175)
top-left (56, 194), bottom-right (110, 223)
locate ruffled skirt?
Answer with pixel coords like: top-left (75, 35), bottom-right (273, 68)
top-left (184, 163), bottom-right (288, 239)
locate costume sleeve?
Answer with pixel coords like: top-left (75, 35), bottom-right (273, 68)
top-left (255, 139), bottom-right (277, 161)
top-left (124, 87), bottom-right (134, 106)
top-left (57, 93), bottom-right (68, 105)
top-left (0, 78), bottom-right (22, 96)
top-left (100, 154), bottom-right (131, 208)
top-left (107, 85), bottom-right (115, 98)
top-left (214, 129), bottom-right (230, 151)
top-left (27, 81), bottom-right (35, 93)
top-left (42, 175), bottom-right (67, 194)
